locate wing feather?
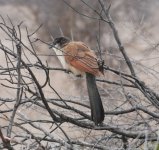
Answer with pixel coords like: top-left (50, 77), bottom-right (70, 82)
top-left (63, 42), bottom-right (101, 76)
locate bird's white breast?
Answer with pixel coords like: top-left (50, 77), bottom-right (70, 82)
top-left (52, 46), bottom-right (68, 69)
top-left (53, 45), bottom-right (84, 76)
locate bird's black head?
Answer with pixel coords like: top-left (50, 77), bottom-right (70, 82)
top-left (51, 37), bottom-right (70, 48)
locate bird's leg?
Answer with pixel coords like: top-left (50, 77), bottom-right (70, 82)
top-left (65, 69), bottom-right (83, 78)
top-left (76, 74), bottom-right (83, 78)
top-left (65, 69), bottom-right (71, 74)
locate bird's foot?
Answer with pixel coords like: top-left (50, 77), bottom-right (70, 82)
top-left (76, 74), bottom-right (82, 78)
top-left (65, 69), bottom-right (71, 74)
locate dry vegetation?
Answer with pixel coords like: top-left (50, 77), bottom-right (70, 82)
top-left (0, 0), bottom-right (159, 150)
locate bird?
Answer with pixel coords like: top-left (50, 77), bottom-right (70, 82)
top-left (50, 36), bottom-right (105, 125)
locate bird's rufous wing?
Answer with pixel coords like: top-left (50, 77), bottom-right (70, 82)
top-left (63, 42), bottom-right (101, 76)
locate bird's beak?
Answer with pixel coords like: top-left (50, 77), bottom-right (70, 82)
top-left (49, 40), bottom-right (56, 49)
top-left (49, 43), bottom-right (54, 49)
top-left (49, 45), bottom-right (52, 49)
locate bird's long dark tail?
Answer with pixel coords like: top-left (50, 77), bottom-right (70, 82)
top-left (86, 72), bottom-right (104, 125)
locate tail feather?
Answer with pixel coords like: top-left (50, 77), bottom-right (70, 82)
top-left (86, 73), bottom-right (104, 125)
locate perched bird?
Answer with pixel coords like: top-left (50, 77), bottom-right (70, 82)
top-left (50, 37), bottom-right (104, 125)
